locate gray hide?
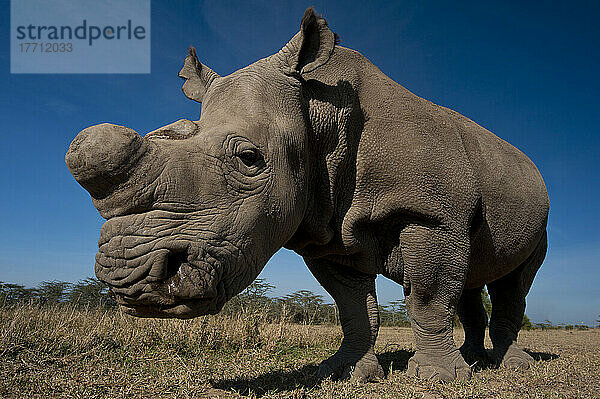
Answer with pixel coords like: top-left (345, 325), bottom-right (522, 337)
top-left (66, 8), bottom-right (549, 382)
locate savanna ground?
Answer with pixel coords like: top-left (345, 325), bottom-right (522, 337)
top-left (1, 304), bottom-right (598, 398)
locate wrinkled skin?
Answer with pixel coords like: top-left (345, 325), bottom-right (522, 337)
top-left (66, 8), bottom-right (549, 382)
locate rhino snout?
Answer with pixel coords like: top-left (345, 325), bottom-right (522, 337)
top-left (95, 215), bottom-right (224, 319)
top-left (65, 123), bottom-right (148, 199)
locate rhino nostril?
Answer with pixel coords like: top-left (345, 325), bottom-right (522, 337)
top-left (165, 250), bottom-right (187, 280)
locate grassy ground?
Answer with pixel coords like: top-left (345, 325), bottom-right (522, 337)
top-left (1, 304), bottom-right (598, 398)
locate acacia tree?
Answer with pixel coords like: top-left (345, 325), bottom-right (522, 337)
top-left (521, 314), bottom-right (534, 330)
top-left (280, 290), bottom-right (327, 324)
top-left (0, 282), bottom-right (36, 304)
top-left (68, 278), bottom-right (116, 308)
top-left (35, 281), bottom-right (72, 305)
top-left (223, 278), bottom-right (276, 315)
top-left (379, 299), bottom-right (409, 327)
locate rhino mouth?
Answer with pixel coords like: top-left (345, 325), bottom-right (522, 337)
top-left (95, 212), bottom-right (227, 318)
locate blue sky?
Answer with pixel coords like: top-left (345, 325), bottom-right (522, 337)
top-left (0, 1), bottom-right (598, 325)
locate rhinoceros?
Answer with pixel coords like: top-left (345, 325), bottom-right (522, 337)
top-left (65, 8), bottom-right (549, 382)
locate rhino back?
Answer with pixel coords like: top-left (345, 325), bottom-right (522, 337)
top-left (307, 46), bottom-right (548, 283)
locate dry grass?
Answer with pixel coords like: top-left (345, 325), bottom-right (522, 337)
top-left (1, 304), bottom-right (598, 398)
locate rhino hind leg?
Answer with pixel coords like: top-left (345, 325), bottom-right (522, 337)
top-left (488, 230), bottom-right (547, 369)
top-left (402, 225), bottom-right (472, 381)
top-left (305, 259), bottom-right (385, 382)
top-left (457, 286), bottom-right (490, 368)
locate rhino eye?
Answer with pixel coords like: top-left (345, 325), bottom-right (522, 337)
top-left (238, 148), bottom-right (261, 167)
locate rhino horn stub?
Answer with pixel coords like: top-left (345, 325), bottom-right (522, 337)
top-left (178, 46), bottom-right (220, 103)
top-left (145, 119), bottom-right (198, 140)
top-left (65, 124), bottom-right (148, 199)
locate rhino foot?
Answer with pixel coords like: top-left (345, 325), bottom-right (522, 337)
top-left (407, 350), bottom-right (472, 382)
top-left (318, 350), bottom-right (384, 382)
top-left (459, 343), bottom-right (490, 369)
top-left (496, 342), bottom-right (535, 370)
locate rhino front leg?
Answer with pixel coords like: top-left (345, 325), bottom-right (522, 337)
top-left (402, 225), bottom-right (472, 381)
top-left (305, 259), bottom-right (385, 382)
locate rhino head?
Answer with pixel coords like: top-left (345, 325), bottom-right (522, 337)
top-left (66, 8), bottom-right (341, 318)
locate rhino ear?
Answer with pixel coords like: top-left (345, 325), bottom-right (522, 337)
top-left (178, 47), bottom-right (220, 103)
top-left (282, 7), bottom-right (337, 76)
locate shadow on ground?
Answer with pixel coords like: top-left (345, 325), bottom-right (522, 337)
top-left (211, 349), bottom-right (558, 396)
top-left (378, 349), bottom-right (414, 374)
top-left (211, 350), bottom-right (415, 397)
top-left (472, 349), bottom-right (559, 371)
top-left (211, 364), bottom-right (320, 397)
top-left (525, 350), bottom-right (559, 362)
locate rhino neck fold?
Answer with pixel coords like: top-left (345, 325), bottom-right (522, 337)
top-left (285, 46), bottom-right (412, 275)
top-left (285, 77), bottom-right (365, 262)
